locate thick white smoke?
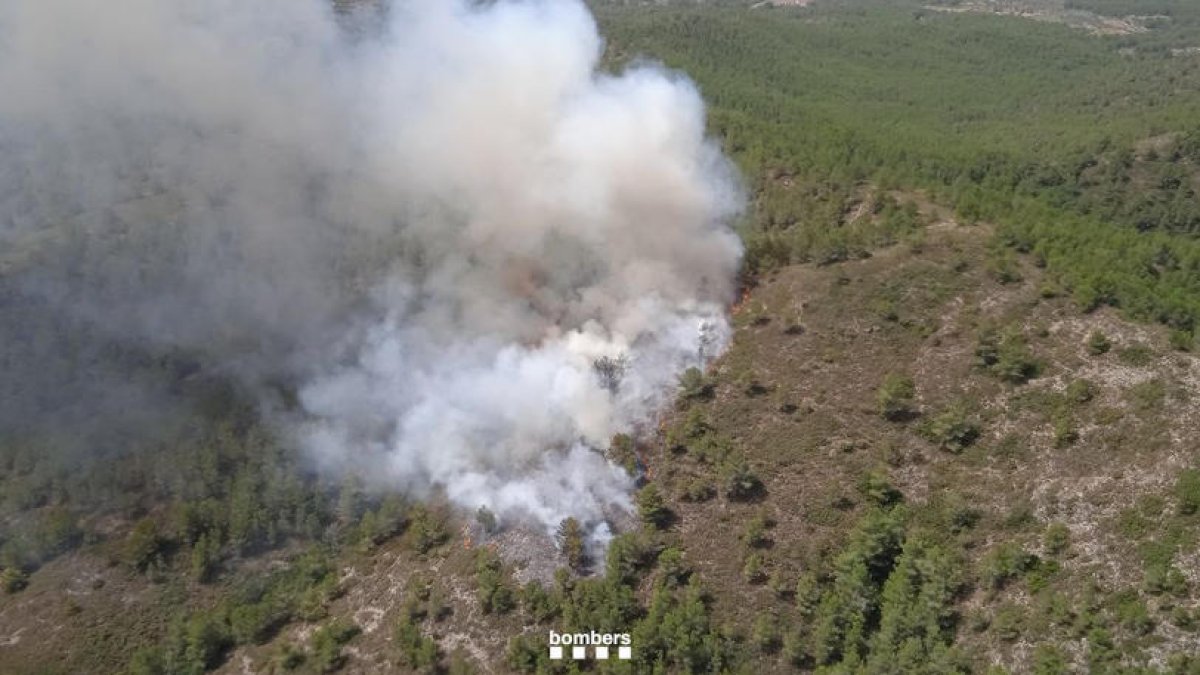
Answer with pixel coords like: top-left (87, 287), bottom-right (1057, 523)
top-left (0, 0), bottom-right (742, 537)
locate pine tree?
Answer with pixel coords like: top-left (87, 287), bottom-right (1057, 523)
top-left (556, 517), bottom-right (586, 571)
top-left (637, 484), bottom-right (669, 529)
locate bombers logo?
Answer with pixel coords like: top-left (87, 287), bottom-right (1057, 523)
top-left (548, 630), bottom-right (633, 660)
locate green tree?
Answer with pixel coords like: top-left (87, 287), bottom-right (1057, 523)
top-left (474, 506), bottom-right (497, 534)
top-left (190, 532), bottom-right (220, 582)
top-left (637, 484), bottom-right (669, 529)
top-left (678, 367), bottom-right (713, 402)
top-left (557, 517), bottom-right (586, 572)
top-left (659, 547), bottom-right (690, 587)
top-left (183, 613), bottom-right (233, 673)
top-left (125, 518), bottom-right (168, 572)
top-left (407, 506), bottom-right (448, 554)
top-left (475, 551), bottom-right (515, 615)
top-left (719, 456), bottom-right (763, 501)
top-left (752, 612), bottom-right (781, 653)
top-left (309, 618), bottom-right (360, 673)
top-left (520, 581), bottom-right (558, 623)
top-left (395, 615), bottom-right (440, 672)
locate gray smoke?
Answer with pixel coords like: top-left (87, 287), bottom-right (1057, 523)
top-left (0, 0), bottom-right (742, 536)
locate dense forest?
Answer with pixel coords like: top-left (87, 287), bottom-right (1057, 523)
top-left (594, 0), bottom-right (1200, 338)
top-left (4, 0), bottom-right (1200, 673)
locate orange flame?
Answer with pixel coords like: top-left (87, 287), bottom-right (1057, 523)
top-left (634, 443), bottom-right (654, 480)
top-left (731, 288), bottom-right (751, 315)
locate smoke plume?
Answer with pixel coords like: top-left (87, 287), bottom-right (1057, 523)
top-left (0, 0), bottom-right (742, 537)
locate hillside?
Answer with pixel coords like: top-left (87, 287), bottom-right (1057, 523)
top-left (5, 0), bottom-right (1200, 673)
top-left (5, 200), bottom-right (1200, 673)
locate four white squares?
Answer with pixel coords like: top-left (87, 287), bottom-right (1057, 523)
top-left (549, 641), bottom-right (632, 660)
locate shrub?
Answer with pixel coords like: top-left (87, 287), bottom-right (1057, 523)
top-left (505, 634), bottom-right (545, 674)
top-left (858, 469), bottom-right (903, 508)
top-left (128, 647), bottom-right (166, 675)
top-left (125, 518), bottom-right (168, 572)
top-left (680, 408), bottom-right (712, 443)
top-left (678, 367), bottom-right (713, 402)
top-left (446, 652), bottom-right (476, 675)
top-left (1043, 523), bottom-right (1070, 556)
top-left (720, 457), bottom-right (764, 501)
top-left (1031, 644), bottom-right (1068, 674)
top-left (1087, 627), bottom-right (1118, 670)
top-left (981, 544), bottom-right (1038, 590)
top-left (918, 404), bottom-right (980, 453)
top-left (1087, 331), bottom-right (1112, 355)
top-left (1175, 468), bottom-right (1200, 515)
top-left (992, 604), bottom-right (1024, 642)
top-left (1144, 563), bottom-right (1188, 597)
top-left (1117, 507), bottom-right (1152, 540)
top-left (1, 567), bottom-right (28, 594)
top-left (229, 601), bottom-right (286, 645)
top-left (1113, 591), bottom-right (1154, 635)
top-left (768, 568), bottom-right (791, 598)
top-left (395, 615), bottom-right (440, 671)
top-left (1065, 379), bottom-right (1097, 404)
top-left (739, 512), bottom-right (771, 550)
top-left (794, 572), bottom-right (821, 619)
top-left (742, 552), bottom-right (766, 584)
top-left (752, 613), bottom-right (781, 653)
top-left (607, 433), bottom-right (638, 474)
top-left (276, 643), bottom-right (305, 671)
top-left (987, 250), bottom-right (1023, 284)
top-left (32, 507), bottom-right (82, 560)
top-left (189, 533), bottom-right (220, 582)
top-left (1117, 345), bottom-right (1155, 367)
top-left (1170, 606), bottom-right (1196, 631)
top-left (1052, 415), bottom-right (1078, 448)
top-left (310, 618), bottom-right (360, 673)
top-left (520, 581), bottom-right (558, 623)
top-left (1003, 501), bottom-right (1036, 530)
top-left (180, 612), bottom-right (234, 673)
top-left (877, 373), bottom-right (916, 421)
top-left (1169, 329), bottom-right (1194, 352)
top-left (681, 477), bottom-right (716, 503)
top-left (658, 547), bottom-right (690, 587)
top-left (1126, 379), bottom-right (1166, 413)
top-left (692, 432), bottom-right (735, 465)
top-left (1037, 592), bottom-right (1076, 630)
top-left (977, 327), bottom-right (1040, 383)
top-left (1024, 558), bottom-right (1060, 594)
